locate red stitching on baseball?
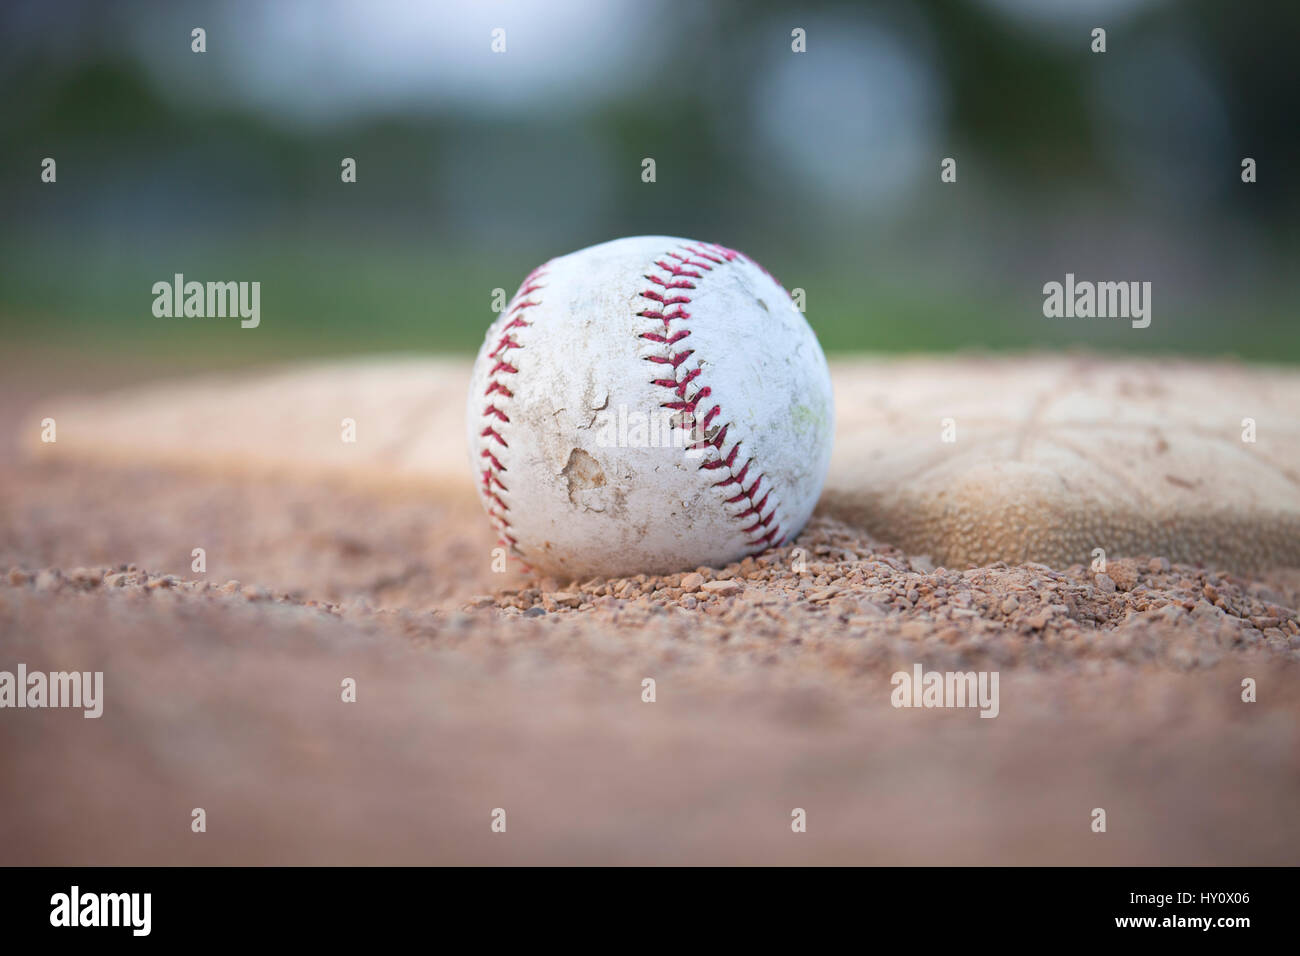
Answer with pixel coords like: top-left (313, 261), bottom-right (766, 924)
top-left (639, 329), bottom-right (691, 344)
top-left (478, 264), bottom-right (549, 561)
top-left (640, 242), bottom-right (785, 553)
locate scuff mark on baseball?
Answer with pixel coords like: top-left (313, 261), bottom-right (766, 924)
top-left (467, 236), bottom-right (835, 579)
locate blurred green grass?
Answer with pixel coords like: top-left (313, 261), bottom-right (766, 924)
top-left (2, 237), bottom-right (1296, 365)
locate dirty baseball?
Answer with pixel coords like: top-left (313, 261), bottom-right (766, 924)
top-left (467, 236), bottom-right (834, 579)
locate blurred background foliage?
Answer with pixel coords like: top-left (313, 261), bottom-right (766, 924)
top-left (1, 0), bottom-right (1296, 364)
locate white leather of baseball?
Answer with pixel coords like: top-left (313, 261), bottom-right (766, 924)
top-left (467, 236), bottom-right (835, 579)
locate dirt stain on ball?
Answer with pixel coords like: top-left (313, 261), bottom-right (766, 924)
top-left (561, 448), bottom-right (607, 505)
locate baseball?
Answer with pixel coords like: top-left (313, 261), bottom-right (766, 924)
top-left (467, 236), bottom-right (834, 579)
